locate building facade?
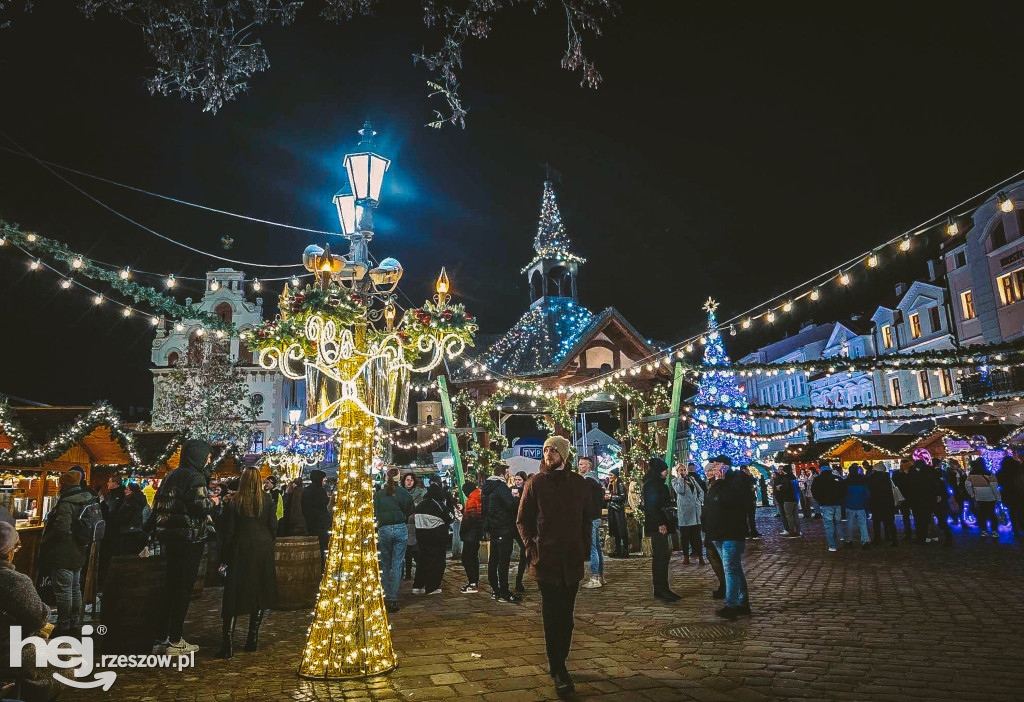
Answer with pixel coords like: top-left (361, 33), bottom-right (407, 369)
top-left (150, 268), bottom-right (304, 452)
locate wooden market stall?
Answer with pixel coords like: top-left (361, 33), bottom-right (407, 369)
top-left (819, 434), bottom-right (922, 471)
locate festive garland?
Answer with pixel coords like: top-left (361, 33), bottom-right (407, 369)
top-left (400, 299), bottom-right (478, 344)
top-left (242, 283), bottom-right (365, 356)
top-left (0, 221), bottom-right (231, 333)
top-left (453, 387), bottom-right (512, 472)
top-left (688, 416), bottom-right (812, 441)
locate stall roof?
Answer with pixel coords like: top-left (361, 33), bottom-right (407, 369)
top-left (0, 404), bottom-right (136, 470)
top-left (821, 434), bottom-right (921, 462)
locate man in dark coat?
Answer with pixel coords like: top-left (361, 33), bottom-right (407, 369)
top-left (811, 464), bottom-right (846, 551)
top-left (99, 472), bottom-right (126, 588)
top-left (39, 470), bottom-right (95, 637)
top-left (867, 465), bottom-right (898, 546)
top-left (482, 464), bottom-right (519, 603)
top-left (703, 455), bottom-right (752, 620)
top-left (998, 455), bottom-right (1024, 537)
top-left (642, 456), bottom-right (678, 602)
top-left (517, 435), bottom-right (597, 697)
top-left (302, 469), bottom-right (331, 568)
top-left (150, 438), bottom-right (216, 655)
top-left (891, 462), bottom-right (915, 539)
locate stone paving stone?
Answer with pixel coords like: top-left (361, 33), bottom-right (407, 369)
top-left (72, 510), bottom-right (1024, 701)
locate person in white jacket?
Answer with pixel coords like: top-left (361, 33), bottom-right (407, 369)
top-left (672, 464), bottom-right (705, 565)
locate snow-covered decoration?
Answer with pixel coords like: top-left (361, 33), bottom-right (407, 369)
top-left (688, 300), bottom-right (757, 466)
top-left (521, 181), bottom-right (586, 273)
top-left (477, 298), bottom-right (594, 377)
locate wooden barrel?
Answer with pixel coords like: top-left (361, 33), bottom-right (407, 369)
top-left (274, 536), bottom-right (321, 610)
top-left (101, 554), bottom-right (166, 655)
top-left (190, 544), bottom-right (209, 599)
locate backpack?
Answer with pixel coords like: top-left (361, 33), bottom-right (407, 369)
top-left (72, 497), bottom-right (106, 544)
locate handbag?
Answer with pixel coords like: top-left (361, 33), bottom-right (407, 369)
top-left (36, 574), bottom-right (56, 607)
top-left (891, 481), bottom-right (905, 506)
top-left (661, 506), bottom-right (679, 532)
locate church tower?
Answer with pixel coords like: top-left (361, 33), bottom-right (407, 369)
top-left (522, 181), bottom-right (586, 308)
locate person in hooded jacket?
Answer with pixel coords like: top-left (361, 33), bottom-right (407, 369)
top-left (302, 469), bottom-right (331, 570)
top-left (149, 438), bottom-right (217, 655)
top-left (412, 482), bottom-right (453, 595)
top-left (867, 465), bottom-right (898, 546)
top-left (39, 470), bottom-right (95, 637)
top-left (98, 472), bottom-right (126, 588)
top-left (215, 467), bottom-right (278, 658)
top-left (482, 464), bottom-right (520, 603)
top-left (459, 481), bottom-right (483, 594)
top-left (642, 457), bottom-right (678, 602)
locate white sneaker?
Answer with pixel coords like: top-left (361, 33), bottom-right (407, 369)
top-left (582, 577), bottom-right (602, 589)
top-left (780, 531), bottom-right (791, 536)
top-left (412, 588), bottom-right (425, 594)
top-left (599, 576), bottom-right (607, 585)
top-left (428, 589), bottom-right (442, 595)
top-left (828, 547), bottom-right (838, 552)
top-left (166, 638), bottom-right (198, 654)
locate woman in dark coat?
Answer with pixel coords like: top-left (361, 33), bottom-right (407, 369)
top-left (412, 482), bottom-right (452, 595)
top-left (867, 465), bottom-right (898, 546)
top-left (215, 467), bottom-right (278, 658)
top-left (642, 457), bottom-right (678, 602)
top-left (119, 482), bottom-right (150, 555)
top-left (606, 469), bottom-right (629, 557)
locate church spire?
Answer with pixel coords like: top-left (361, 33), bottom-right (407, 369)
top-left (521, 180), bottom-right (586, 274)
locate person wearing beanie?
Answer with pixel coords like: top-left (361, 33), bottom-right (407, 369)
top-left (302, 469), bottom-right (331, 569)
top-left (39, 469), bottom-right (95, 637)
top-left (811, 464), bottom-right (847, 552)
top-left (516, 435), bottom-right (598, 696)
top-left (642, 456), bottom-right (679, 602)
top-left (459, 480), bottom-right (483, 594)
top-left (150, 438), bottom-right (217, 655)
top-left (702, 455), bottom-right (752, 620)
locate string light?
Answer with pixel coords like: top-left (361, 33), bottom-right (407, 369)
top-left (93, 294), bottom-right (103, 305)
top-left (290, 276), bottom-right (300, 286)
top-left (999, 192), bottom-right (1014, 213)
top-left (766, 311), bottom-right (776, 323)
top-left (210, 280), bottom-right (220, 291)
top-left (25, 233), bottom-right (37, 242)
top-left (122, 307), bottom-right (133, 317)
top-left (899, 236), bottom-right (911, 252)
top-left (174, 322), bottom-right (185, 332)
top-left (782, 301), bottom-right (793, 313)
top-left (71, 256), bottom-right (84, 269)
top-left (150, 316), bottom-right (160, 326)
top-left (810, 288), bottom-right (821, 301)
top-left (946, 218), bottom-right (959, 236)
top-left (253, 278), bottom-right (262, 292)
top-left (29, 259), bottom-right (40, 270)
top-left (195, 327), bottom-right (205, 336)
top-left (59, 279), bottom-right (72, 289)
top-left (119, 267), bottom-right (131, 280)
top-left (867, 253), bottom-right (879, 268)
top-left (839, 271), bottom-right (851, 286)
top-left (166, 275), bottom-right (177, 288)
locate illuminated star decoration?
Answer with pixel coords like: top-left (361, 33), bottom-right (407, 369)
top-left (703, 297), bottom-right (720, 315)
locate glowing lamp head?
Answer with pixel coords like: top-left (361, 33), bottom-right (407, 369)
top-left (289, 408), bottom-right (302, 425)
top-left (29, 260), bottom-right (39, 270)
top-left (122, 307), bottom-right (133, 318)
top-left (945, 218), bottom-right (959, 236)
top-left (766, 311), bottom-right (776, 323)
top-left (252, 279), bottom-right (262, 292)
top-left (343, 145), bottom-right (391, 204)
top-left (899, 236), bottom-right (911, 252)
top-left (333, 190), bottom-right (358, 236)
top-left (742, 318), bottom-right (751, 329)
top-left (810, 288), bottom-right (821, 301)
top-left (867, 254), bottom-right (878, 268)
top-left (999, 192), bottom-right (1014, 213)
top-left (59, 279), bottom-right (72, 289)
top-left (783, 301), bottom-right (793, 312)
top-left (839, 271), bottom-right (851, 286)
top-left (166, 275), bottom-right (177, 288)
top-left (93, 295), bottom-right (104, 305)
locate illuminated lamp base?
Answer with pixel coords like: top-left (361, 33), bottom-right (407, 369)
top-left (298, 403), bottom-right (397, 679)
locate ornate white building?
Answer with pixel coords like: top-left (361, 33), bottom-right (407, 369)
top-left (150, 268), bottom-right (304, 452)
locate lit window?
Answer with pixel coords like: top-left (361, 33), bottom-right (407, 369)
top-left (881, 325), bottom-right (894, 349)
top-left (889, 376), bottom-right (902, 406)
top-left (917, 370), bottom-right (932, 400)
top-left (939, 369), bottom-right (954, 396)
top-left (909, 313), bottom-right (922, 339)
top-left (961, 290), bottom-right (976, 320)
top-left (998, 273), bottom-right (1019, 305)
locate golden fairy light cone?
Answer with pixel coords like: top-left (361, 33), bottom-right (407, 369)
top-left (299, 400), bottom-right (396, 679)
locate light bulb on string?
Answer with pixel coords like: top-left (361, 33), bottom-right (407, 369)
top-left (867, 253), bottom-right (879, 268)
top-left (174, 322), bottom-right (185, 332)
top-left (122, 307), bottom-right (133, 318)
top-left (150, 316), bottom-right (161, 326)
top-left (166, 275), bottom-right (177, 288)
top-left (782, 301), bottom-right (793, 312)
top-left (810, 288), bottom-right (821, 301)
top-left (26, 233), bottom-right (37, 242)
top-left (945, 217), bottom-right (959, 236)
top-left (742, 318), bottom-right (751, 329)
top-left (71, 257), bottom-right (84, 269)
top-left (119, 267), bottom-right (131, 280)
top-left (899, 236), bottom-right (911, 252)
top-left (839, 271), bottom-right (851, 286)
top-left (210, 280), bottom-right (220, 291)
top-left (999, 192), bottom-right (1014, 213)
top-left (29, 260), bottom-right (40, 270)
top-left (253, 279), bottom-right (262, 292)
top-left (291, 276), bottom-right (300, 287)
top-left (59, 279), bottom-right (72, 289)
top-left (766, 311), bottom-right (776, 323)
top-left (93, 294), bottom-right (103, 305)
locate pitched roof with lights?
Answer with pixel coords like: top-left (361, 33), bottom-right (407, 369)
top-left (475, 298), bottom-right (596, 377)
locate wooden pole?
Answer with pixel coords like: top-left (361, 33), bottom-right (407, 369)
top-left (665, 361), bottom-right (684, 484)
top-left (437, 376), bottom-right (467, 505)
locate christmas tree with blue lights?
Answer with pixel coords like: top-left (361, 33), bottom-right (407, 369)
top-left (688, 298), bottom-right (756, 466)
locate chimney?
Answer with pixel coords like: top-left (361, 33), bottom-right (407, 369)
top-left (591, 422), bottom-right (598, 431)
top-left (927, 259), bottom-right (942, 282)
top-left (894, 282), bottom-right (907, 297)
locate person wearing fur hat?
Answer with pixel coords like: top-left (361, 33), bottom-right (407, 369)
top-left (302, 469), bottom-right (331, 569)
top-left (516, 434), bottom-right (598, 697)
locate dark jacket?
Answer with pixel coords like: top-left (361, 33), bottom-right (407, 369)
top-left (584, 473), bottom-right (605, 518)
top-left (414, 484), bottom-right (453, 530)
top-left (218, 494), bottom-right (278, 617)
top-left (867, 469), bottom-right (896, 516)
top-left (152, 439), bottom-right (217, 545)
top-left (702, 470), bottom-right (749, 541)
top-left (0, 559), bottom-right (59, 701)
top-left (517, 465), bottom-right (597, 585)
top-left (998, 457), bottom-right (1024, 501)
top-left (844, 472), bottom-right (871, 511)
top-left (773, 472), bottom-right (799, 503)
top-left (481, 476), bottom-right (516, 538)
top-left (641, 461), bottom-right (674, 531)
top-left (907, 461), bottom-right (940, 507)
top-left (101, 484), bottom-right (126, 542)
top-left (374, 484), bottom-right (414, 528)
top-left (302, 470), bottom-right (331, 535)
top-left (892, 470), bottom-right (913, 505)
top-left (811, 471), bottom-right (847, 506)
top-left (119, 489), bottom-right (148, 534)
top-left (40, 484), bottom-right (94, 571)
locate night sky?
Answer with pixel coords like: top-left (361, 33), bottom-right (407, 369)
top-left (2, 3), bottom-right (1024, 413)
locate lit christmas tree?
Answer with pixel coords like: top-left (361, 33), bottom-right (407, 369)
top-left (688, 298), bottom-right (756, 466)
top-left (521, 180), bottom-right (586, 272)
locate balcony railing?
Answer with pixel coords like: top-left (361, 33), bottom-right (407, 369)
top-left (959, 368), bottom-right (1024, 402)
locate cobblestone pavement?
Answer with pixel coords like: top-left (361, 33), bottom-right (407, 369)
top-left (77, 510), bottom-right (1024, 701)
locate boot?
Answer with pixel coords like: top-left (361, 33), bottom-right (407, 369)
top-left (683, 556), bottom-right (690, 565)
top-left (244, 611), bottom-right (264, 652)
top-left (698, 556), bottom-right (706, 566)
top-left (215, 617), bottom-right (235, 659)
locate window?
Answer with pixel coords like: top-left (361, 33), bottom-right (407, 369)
top-left (996, 267), bottom-right (1024, 305)
top-left (954, 251), bottom-right (967, 269)
top-left (938, 368), bottom-right (954, 396)
top-left (166, 351), bottom-right (179, 366)
top-left (214, 302), bottom-right (233, 324)
top-left (909, 313), bottom-right (922, 339)
top-left (881, 324), bottom-right (894, 349)
top-left (961, 290), bottom-right (976, 320)
top-left (889, 376), bottom-right (902, 406)
top-left (928, 306), bottom-right (942, 333)
top-left (917, 370), bottom-right (932, 400)
top-left (992, 221), bottom-right (1007, 250)
top-left (249, 431), bottom-right (264, 454)
top-left (251, 393), bottom-right (264, 407)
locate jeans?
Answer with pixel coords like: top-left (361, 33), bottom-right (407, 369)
top-left (820, 505), bottom-right (842, 550)
top-left (781, 501), bottom-right (800, 535)
top-left (589, 519), bottom-right (605, 576)
top-left (461, 540), bottom-right (480, 585)
top-left (157, 541), bottom-right (205, 642)
top-left (538, 581), bottom-right (579, 676)
top-left (52, 568), bottom-right (82, 630)
top-left (705, 538), bottom-right (725, 591)
top-left (377, 523), bottom-right (407, 604)
top-left (845, 508), bottom-right (868, 545)
top-left (450, 519), bottom-right (462, 560)
top-left (712, 540), bottom-right (748, 609)
top-left (650, 530), bottom-right (670, 594)
top-left (488, 533), bottom-right (514, 595)
top-left (679, 525), bottom-right (703, 559)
